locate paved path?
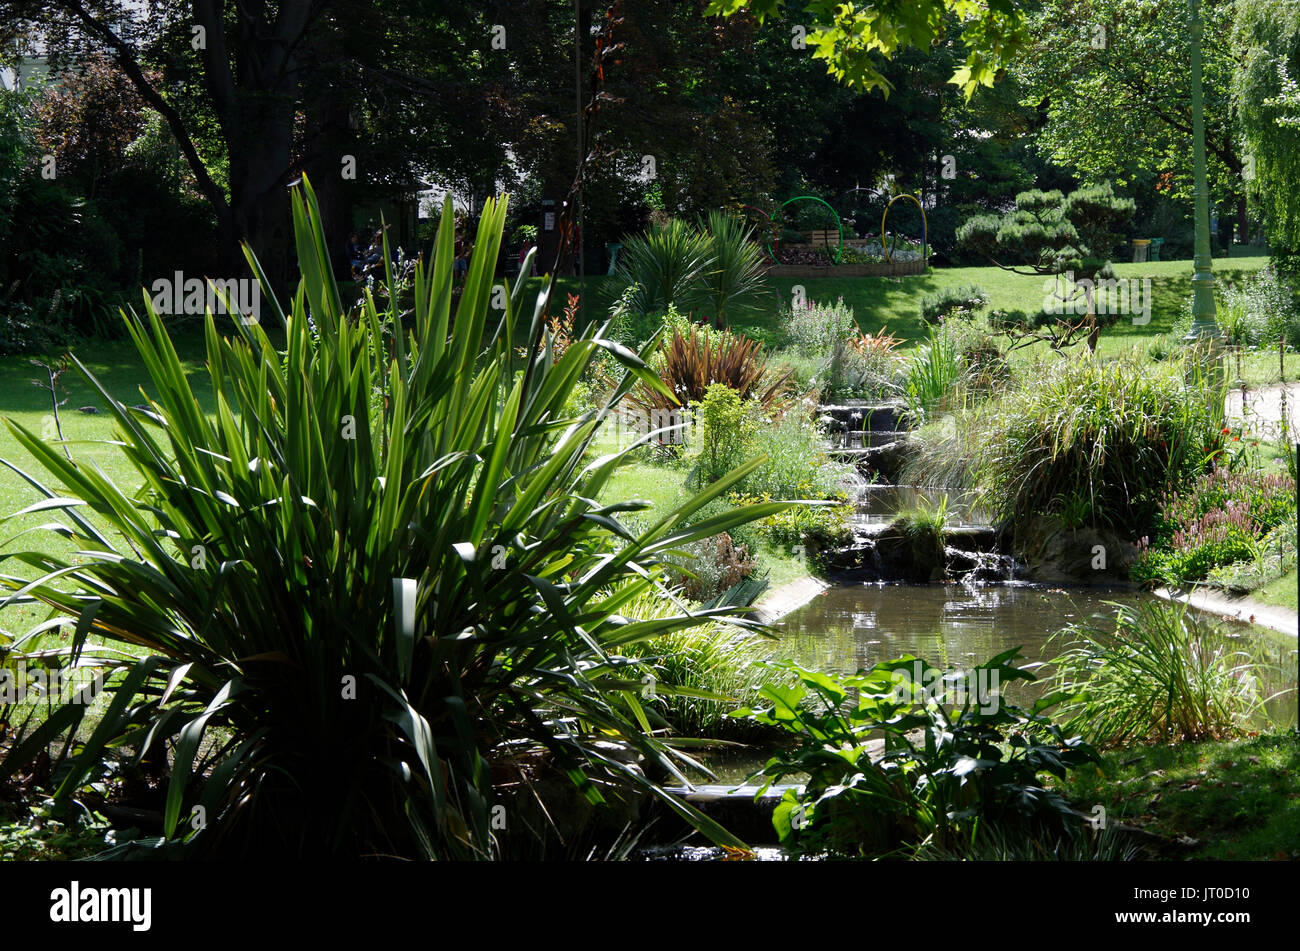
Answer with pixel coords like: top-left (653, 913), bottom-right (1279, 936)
top-left (1225, 382), bottom-right (1300, 439)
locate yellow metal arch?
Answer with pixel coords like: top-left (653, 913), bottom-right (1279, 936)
top-left (880, 193), bottom-right (928, 265)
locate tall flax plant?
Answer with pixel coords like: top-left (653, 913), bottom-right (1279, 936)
top-left (0, 177), bottom-right (788, 858)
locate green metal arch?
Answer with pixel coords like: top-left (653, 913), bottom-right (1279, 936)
top-left (767, 195), bottom-right (844, 264)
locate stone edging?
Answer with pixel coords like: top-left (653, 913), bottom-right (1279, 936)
top-left (1155, 586), bottom-right (1298, 637)
top-left (750, 575), bottom-right (830, 625)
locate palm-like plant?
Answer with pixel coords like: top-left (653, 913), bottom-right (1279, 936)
top-left (614, 218), bottom-right (714, 316)
top-left (696, 210), bottom-right (770, 329)
top-left (0, 177), bottom-right (788, 858)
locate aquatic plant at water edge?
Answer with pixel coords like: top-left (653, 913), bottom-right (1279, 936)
top-left (735, 651), bottom-right (1099, 856)
top-left (1047, 601), bottom-right (1271, 745)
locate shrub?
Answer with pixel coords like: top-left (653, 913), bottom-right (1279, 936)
top-left (896, 494), bottom-right (950, 566)
top-left (614, 217), bottom-right (714, 315)
top-left (613, 213), bottom-right (769, 328)
top-left (690, 383), bottom-right (762, 487)
top-left (1218, 264), bottom-right (1300, 346)
top-left (666, 533), bottom-right (759, 604)
top-left (741, 403), bottom-right (853, 501)
top-left (737, 651), bottom-right (1099, 856)
top-left (1048, 602), bottom-right (1267, 745)
top-left (938, 318), bottom-right (1010, 391)
top-left (0, 178), bottom-right (787, 859)
top-left (818, 330), bottom-right (906, 403)
top-left (973, 355), bottom-right (1226, 533)
top-left (685, 386), bottom-right (849, 502)
top-left (777, 297), bottom-right (859, 355)
top-left (1206, 519), bottom-right (1298, 594)
top-left (627, 322), bottom-right (793, 417)
top-left (920, 284), bottom-right (989, 324)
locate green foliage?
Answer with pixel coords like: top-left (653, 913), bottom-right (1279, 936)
top-left (973, 355), bottom-right (1226, 532)
top-left (1219, 265), bottom-right (1300, 346)
top-left (957, 183), bottom-right (1134, 280)
top-left (920, 283), bottom-right (989, 324)
top-left (692, 383), bottom-right (761, 487)
top-left (1049, 602), bottom-right (1269, 745)
top-left (0, 177), bottom-right (790, 859)
top-left (776, 297), bottom-right (907, 401)
top-left (896, 493), bottom-right (950, 566)
top-left (1206, 519), bottom-right (1298, 595)
top-left (696, 210), bottom-right (771, 327)
top-left (615, 218), bottom-right (715, 316)
top-left (704, 1), bottom-right (1030, 98)
top-left (736, 651), bottom-right (1099, 856)
top-left (614, 213), bottom-right (768, 327)
top-left (902, 324), bottom-right (966, 424)
top-left (1016, 0), bottom-right (1242, 215)
top-left (1235, 0), bottom-right (1300, 251)
top-left (617, 590), bottom-right (783, 742)
top-left (0, 800), bottom-right (112, 860)
top-left (740, 404), bottom-right (852, 501)
top-left (687, 385), bottom-right (848, 503)
top-left (777, 296), bottom-right (858, 354)
top-left (728, 490), bottom-right (851, 555)
top-left (817, 336), bottom-right (905, 402)
top-left (0, 88), bottom-right (128, 351)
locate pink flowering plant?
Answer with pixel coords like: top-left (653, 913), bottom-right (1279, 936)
top-left (1131, 467), bottom-right (1296, 586)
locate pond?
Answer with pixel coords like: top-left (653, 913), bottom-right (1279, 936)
top-left (694, 581), bottom-right (1297, 785)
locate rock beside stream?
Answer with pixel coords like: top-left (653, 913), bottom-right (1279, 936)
top-left (1012, 515), bottom-right (1139, 584)
top-left (825, 520), bottom-right (1011, 584)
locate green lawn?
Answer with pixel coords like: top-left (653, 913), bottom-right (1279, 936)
top-left (1057, 731), bottom-right (1300, 860)
top-left (539, 252), bottom-right (1270, 350)
top-left (0, 325), bottom-right (217, 639)
top-left (598, 452), bottom-right (810, 594)
top-left (1255, 568), bottom-right (1298, 612)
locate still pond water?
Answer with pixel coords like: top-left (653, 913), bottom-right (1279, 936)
top-left (694, 583), bottom-right (1297, 784)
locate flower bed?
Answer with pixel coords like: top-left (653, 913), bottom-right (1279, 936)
top-left (763, 258), bottom-right (927, 278)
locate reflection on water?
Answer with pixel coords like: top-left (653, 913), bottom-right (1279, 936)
top-left (777, 584), bottom-right (1141, 679)
top-left (854, 485), bottom-right (990, 529)
top-left (692, 583), bottom-right (1297, 785)
top-left (773, 583), bottom-right (1297, 728)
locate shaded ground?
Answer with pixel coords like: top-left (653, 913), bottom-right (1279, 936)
top-left (1057, 732), bottom-right (1300, 861)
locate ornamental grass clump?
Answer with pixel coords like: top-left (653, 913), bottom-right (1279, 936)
top-left (1048, 601), bottom-right (1268, 745)
top-left (973, 355), bottom-right (1225, 532)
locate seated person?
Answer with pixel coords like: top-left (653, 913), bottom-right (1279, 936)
top-left (346, 232), bottom-right (365, 274)
top-left (364, 230), bottom-right (384, 268)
